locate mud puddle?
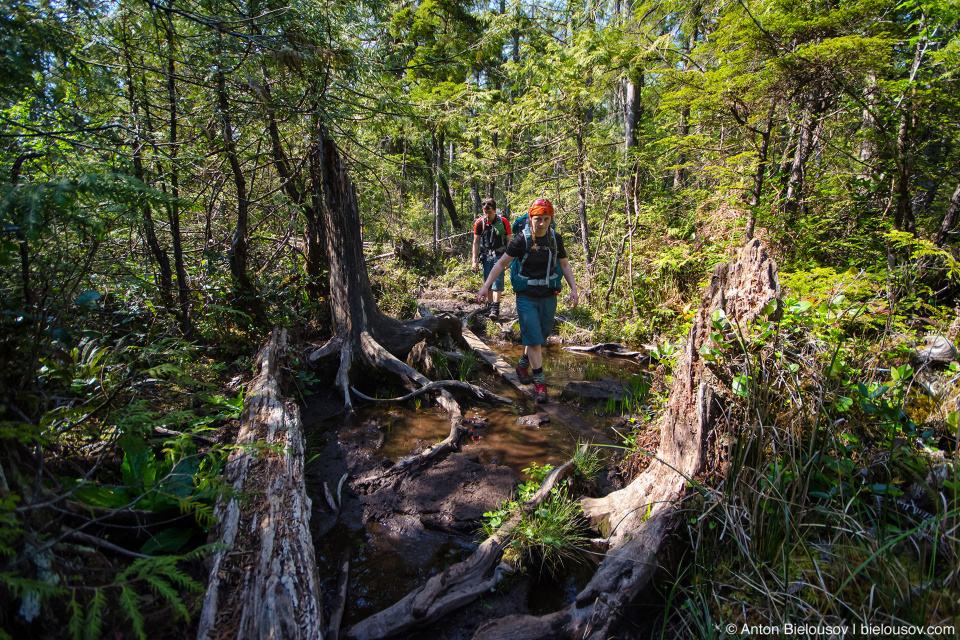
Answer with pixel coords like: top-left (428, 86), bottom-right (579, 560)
top-left (302, 345), bottom-right (646, 632)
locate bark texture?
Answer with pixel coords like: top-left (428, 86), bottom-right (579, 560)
top-left (474, 238), bottom-right (782, 640)
top-left (197, 329), bottom-right (323, 640)
top-left (309, 125), bottom-right (464, 417)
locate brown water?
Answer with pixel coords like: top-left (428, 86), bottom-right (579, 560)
top-left (304, 344), bottom-right (646, 629)
top-left (374, 344), bottom-right (644, 479)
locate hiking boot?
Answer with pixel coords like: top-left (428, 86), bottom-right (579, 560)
top-left (489, 302), bottom-right (500, 319)
top-left (534, 383), bottom-right (548, 403)
top-left (516, 363), bottom-right (532, 384)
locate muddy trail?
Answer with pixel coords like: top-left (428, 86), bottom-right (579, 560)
top-left (301, 293), bottom-right (650, 639)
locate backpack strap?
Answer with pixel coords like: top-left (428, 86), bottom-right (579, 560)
top-left (517, 228), bottom-right (557, 287)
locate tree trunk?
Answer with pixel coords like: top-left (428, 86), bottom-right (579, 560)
top-left (892, 104), bottom-right (917, 235)
top-left (122, 29), bottom-right (174, 310)
top-left (470, 133), bottom-right (481, 222)
top-left (473, 239), bottom-right (782, 640)
top-left (214, 37), bottom-right (264, 321)
top-left (197, 329), bottom-right (324, 640)
top-left (10, 153), bottom-right (41, 307)
top-left (859, 73), bottom-right (878, 175)
top-left (305, 113), bottom-right (329, 299)
top-left (163, 4), bottom-right (192, 336)
top-left (309, 125), bottom-right (464, 416)
top-left (624, 70), bottom-right (643, 156)
top-left (745, 102), bottom-right (776, 241)
top-left (783, 94), bottom-right (822, 225)
top-left (936, 182), bottom-right (960, 246)
top-left (673, 4), bottom-right (700, 192)
top-left (575, 113), bottom-right (591, 264)
top-left (438, 173), bottom-right (460, 230)
top-left (433, 132), bottom-right (442, 251)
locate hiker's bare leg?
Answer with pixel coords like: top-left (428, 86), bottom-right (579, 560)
top-left (526, 345), bottom-right (543, 370)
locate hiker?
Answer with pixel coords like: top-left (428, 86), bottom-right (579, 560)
top-left (477, 198), bottom-right (578, 403)
top-left (472, 197), bottom-right (511, 318)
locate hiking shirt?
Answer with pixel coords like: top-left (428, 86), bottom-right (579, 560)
top-left (505, 231), bottom-right (567, 298)
top-left (474, 215), bottom-right (511, 258)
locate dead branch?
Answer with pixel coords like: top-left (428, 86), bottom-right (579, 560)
top-left (350, 380), bottom-right (513, 405)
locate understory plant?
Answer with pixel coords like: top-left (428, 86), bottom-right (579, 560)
top-left (483, 463), bottom-right (588, 576)
top-left (659, 285), bottom-right (960, 638)
top-left (0, 323), bottom-right (242, 639)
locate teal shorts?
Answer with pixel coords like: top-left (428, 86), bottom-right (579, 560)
top-left (515, 293), bottom-right (557, 346)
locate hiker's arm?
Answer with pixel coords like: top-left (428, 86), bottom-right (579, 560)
top-left (477, 253), bottom-right (512, 302)
top-left (559, 258), bottom-right (579, 308)
top-left (471, 234), bottom-right (481, 271)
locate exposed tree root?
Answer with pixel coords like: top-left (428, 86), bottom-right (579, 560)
top-left (350, 380), bottom-right (513, 405)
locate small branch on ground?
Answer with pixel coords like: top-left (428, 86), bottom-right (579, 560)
top-left (350, 380), bottom-right (513, 405)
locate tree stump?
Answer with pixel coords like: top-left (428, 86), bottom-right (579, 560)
top-left (473, 238), bottom-right (782, 640)
top-left (197, 329), bottom-right (324, 640)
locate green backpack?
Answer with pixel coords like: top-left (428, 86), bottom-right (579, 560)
top-left (510, 228), bottom-right (563, 293)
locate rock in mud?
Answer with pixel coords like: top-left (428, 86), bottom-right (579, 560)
top-left (517, 413), bottom-right (550, 427)
top-left (562, 377), bottom-right (634, 402)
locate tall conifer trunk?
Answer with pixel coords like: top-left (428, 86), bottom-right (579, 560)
top-left (163, 3), bottom-right (191, 335)
top-left (214, 36), bottom-right (264, 321)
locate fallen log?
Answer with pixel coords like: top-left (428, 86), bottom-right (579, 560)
top-left (474, 238), bottom-right (783, 640)
top-left (196, 328), bottom-right (324, 640)
top-left (562, 343), bottom-right (645, 359)
top-left (461, 323), bottom-right (534, 398)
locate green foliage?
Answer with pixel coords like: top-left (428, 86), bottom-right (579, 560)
top-left (64, 548), bottom-right (210, 640)
top-left (482, 462), bottom-right (588, 576)
top-left (572, 442), bottom-right (603, 479)
top-left (661, 274), bottom-right (960, 636)
top-left (369, 262), bottom-right (422, 320)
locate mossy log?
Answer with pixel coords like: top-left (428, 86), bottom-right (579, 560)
top-left (196, 329), bottom-right (323, 640)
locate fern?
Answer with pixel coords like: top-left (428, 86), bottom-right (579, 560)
top-left (68, 593), bottom-right (83, 640)
top-left (118, 584), bottom-right (145, 639)
top-left (146, 572), bottom-right (188, 617)
top-left (84, 587), bottom-right (106, 640)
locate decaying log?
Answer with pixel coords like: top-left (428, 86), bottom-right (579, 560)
top-left (461, 323), bottom-right (535, 398)
top-left (197, 329), bottom-right (324, 640)
top-left (474, 238), bottom-right (782, 640)
top-left (345, 452), bottom-right (582, 640)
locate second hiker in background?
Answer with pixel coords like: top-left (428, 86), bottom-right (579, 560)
top-left (472, 198), bottom-right (511, 318)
